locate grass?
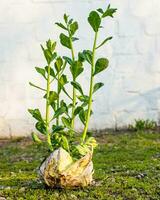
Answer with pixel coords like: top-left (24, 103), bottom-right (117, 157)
top-left (0, 131), bottom-right (160, 200)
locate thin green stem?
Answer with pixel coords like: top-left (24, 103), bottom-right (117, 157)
top-left (82, 32), bottom-right (98, 142)
top-left (29, 82), bottom-right (46, 92)
top-left (71, 76), bottom-right (76, 129)
top-left (67, 27), bottom-right (76, 129)
top-left (62, 88), bottom-right (73, 101)
top-left (56, 73), bottom-right (60, 126)
top-left (46, 65), bottom-right (53, 151)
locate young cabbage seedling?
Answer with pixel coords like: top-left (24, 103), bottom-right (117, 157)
top-left (28, 4), bottom-right (117, 188)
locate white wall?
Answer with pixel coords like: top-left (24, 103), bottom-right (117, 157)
top-left (0, 0), bottom-right (160, 137)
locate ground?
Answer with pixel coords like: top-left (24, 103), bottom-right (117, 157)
top-left (0, 131), bottom-right (160, 200)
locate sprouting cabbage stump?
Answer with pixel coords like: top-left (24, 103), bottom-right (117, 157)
top-left (39, 148), bottom-right (93, 188)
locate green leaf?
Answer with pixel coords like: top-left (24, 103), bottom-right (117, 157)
top-left (35, 67), bottom-right (46, 79)
top-left (59, 75), bottom-right (68, 93)
top-left (96, 36), bottom-right (113, 49)
top-left (55, 22), bottom-right (68, 30)
top-left (78, 52), bottom-right (85, 62)
top-left (79, 109), bottom-right (93, 125)
top-left (88, 11), bottom-right (101, 32)
top-left (82, 50), bottom-right (93, 64)
top-left (59, 74), bottom-right (68, 86)
top-left (70, 21), bottom-right (78, 35)
top-left (41, 45), bottom-right (56, 64)
top-left (31, 132), bottom-right (42, 143)
top-left (52, 132), bottom-right (61, 146)
top-left (102, 4), bottom-right (117, 18)
top-left (85, 137), bottom-right (98, 148)
top-left (76, 144), bottom-right (90, 156)
top-left (72, 37), bottom-right (79, 42)
top-left (55, 57), bottom-right (63, 72)
top-left (79, 109), bottom-right (86, 125)
top-left (64, 13), bottom-right (69, 23)
top-left (94, 58), bottom-right (109, 76)
top-left (49, 91), bottom-right (58, 104)
top-left (63, 56), bottom-right (73, 65)
top-left (60, 33), bottom-right (71, 49)
top-left (46, 40), bottom-right (56, 52)
top-left (77, 95), bottom-right (89, 103)
top-left (77, 95), bottom-right (89, 107)
top-left (60, 100), bottom-right (68, 113)
top-left (43, 49), bottom-right (52, 64)
top-left (45, 66), bottom-right (55, 77)
top-left (93, 82), bottom-right (104, 93)
top-left (52, 42), bottom-right (57, 52)
top-left (51, 42), bottom-right (56, 52)
top-left (70, 61), bottom-right (84, 79)
top-left (62, 117), bottom-right (71, 128)
top-left (52, 125), bottom-right (64, 133)
top-left (35, 121), bottom-right (46, 134)
top-left (68, 18), bottom-right (73, 25)
top-left (61, 135), bottom-right (70, 151)
top-left (46, 39), bottom-right (52, 50)
top-left (68, 103), bottom-right (73, 109)
top-left (44, 91), bottom-right (58, 104)
top-left (71, 81), bottom-right (83, 95)
top-left (97, 8), bottom-right (104, 14)
top-left (76, 137), bottom-right (97, 155)
top-left (28, 109), bottom-right (43, 121)
top-left (81, 102), bottom-right (89, 108)
top-left (78, 50), bottom-right (92, 64)
top-left (51, 101), bottom-right (56, 111)
top-left (51, 52), bottom-right (57, 61)
top-left (54, 106), bottom-right (66, 118)
top-left (74, 106), bottom-right (83, 116)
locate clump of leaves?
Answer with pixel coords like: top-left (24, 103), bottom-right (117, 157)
top-left (28, 4), bottom-right (117, 157)
top-left (129, 119), bottom-right (157, 132)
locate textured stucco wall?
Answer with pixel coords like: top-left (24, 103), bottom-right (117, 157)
top-left (0, 0), bottom-right (160, 137)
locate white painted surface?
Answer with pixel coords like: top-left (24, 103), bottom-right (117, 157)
top-left (0, 0), bottom-right (160, 137)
